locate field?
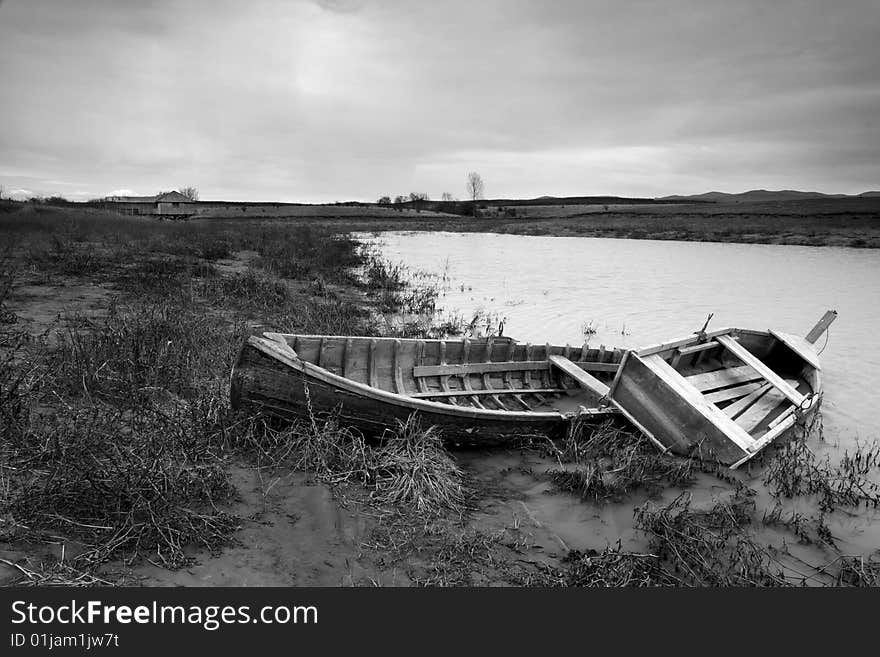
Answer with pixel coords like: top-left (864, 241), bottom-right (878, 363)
top-left (274, 197), bottom-right (880, 248)
top-left (1, 203), bottom-right (879, 587)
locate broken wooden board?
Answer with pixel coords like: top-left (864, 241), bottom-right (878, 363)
top-left (549, 355), bottom-right (610, 399)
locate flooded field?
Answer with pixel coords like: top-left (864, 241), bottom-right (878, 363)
top-left (365, 231), bottom-right (880, 568)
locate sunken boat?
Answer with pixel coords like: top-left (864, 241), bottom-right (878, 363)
top-left (231, 333), bottom-right (624, 442)
top-left (606, 310), bottom-right (837, 468)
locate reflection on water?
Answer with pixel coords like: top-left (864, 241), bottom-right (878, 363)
top-left (367, 232), bottom-right (880, 446)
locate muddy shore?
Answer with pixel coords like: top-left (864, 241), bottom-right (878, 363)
top-left (1, 204), bottom-right (878, 587)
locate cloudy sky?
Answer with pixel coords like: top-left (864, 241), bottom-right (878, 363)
top-left (0, 0), bottom-right (877, 202)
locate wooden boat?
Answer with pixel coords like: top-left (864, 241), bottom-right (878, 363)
top-left (231, 333), bottom-right (625, 442)
top-left (607, 311), bottom-right (837, 468)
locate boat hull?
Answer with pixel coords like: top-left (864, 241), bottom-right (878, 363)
top-left (607, 317), bottom-right (833, 468)
top-left (231, 334), bottom-right (620, 444)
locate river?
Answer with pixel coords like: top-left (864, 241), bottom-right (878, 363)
top-left (363, 231), bottom-right (880, 569)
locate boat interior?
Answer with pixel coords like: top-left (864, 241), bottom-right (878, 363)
top-left (271, 334), bottom-right (625, 414)
top-left (633, 328), bottom-right (819, 439)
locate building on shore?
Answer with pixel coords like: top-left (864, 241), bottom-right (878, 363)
top-left (103, 191), bottom-right (196, 218)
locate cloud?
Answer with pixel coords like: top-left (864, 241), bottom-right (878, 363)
top-left (0, 0), bottom-right (877, 200)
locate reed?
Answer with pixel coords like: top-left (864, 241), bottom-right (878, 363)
top-left (371, 417), bottom-right (468, 516)
top-left (763, 430), bottom-right (880, 511)
top-left (548, 419), bottom-right (695, 502)
top-left (634, 491), bottom-right (789, 586)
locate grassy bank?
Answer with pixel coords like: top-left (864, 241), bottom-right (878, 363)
top-left (1, 204), bottom-right (878, 586)
top-left (216, 196), bottom-right (880, 248)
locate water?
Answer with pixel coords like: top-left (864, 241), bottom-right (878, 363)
top-left (367, 231), bottom-right (880, 444)
top-left (364, 231), bottom-right (880, 567)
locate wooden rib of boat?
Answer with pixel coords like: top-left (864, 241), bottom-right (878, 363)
top-left (231, 333), bottom-right (624, 443)
top-left (607, 310), bottom-right (837, 468)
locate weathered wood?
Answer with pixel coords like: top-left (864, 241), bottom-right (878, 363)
top-left (608, 353), bottom-right (751, 463)
top-left (524, 344), bottom-right (548, 405)
top-left (677, 341), bottom-right (719, 356)
top-left (703, 381), bottom-right (766, 405)
top-left (415, 341), bottom-right (428, 393)
top-left (393, 340), bottom-right (406, 394)
top-left (502, 341), bottom-right (529, 409)
top-left (412, 360), bottom-right (617, 378)
top-left (735, 386), bottom-right (789, 434)
top-left (722, 382), bottom-right (771, 419)
top-left (481, 338), bottom-right (507, 409)
top-left (523, 343), bottom-right (533, 388)
top-left (412, 387), bottom-right (565, 399)
top-left (549, 355), bottom-right (610, 399)
top-left (805, 310), bottom-right (838, 344)
top-left (343, 338), bottom-right (352, 379)
top-left (643, 354), bottom-right (755, 452)
top-left (317, 337), bottom-right (325, 368)
top-left (769, 330), bottom-right (822, 370)
top-left (637, 328), bottom-right (735, 357)
top-left (686, 365), bottom-right (763, 392)
top-left (368, 339), bottom-right (377, 388)
top-left (716, 335), bottom-right (805, 406)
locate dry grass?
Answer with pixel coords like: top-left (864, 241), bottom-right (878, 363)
top-left (547, 419), bottom-right (695, 502)
top-left (634, 491), bottom-right (790, 586)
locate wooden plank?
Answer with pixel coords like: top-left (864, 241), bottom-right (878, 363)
top-left (643, 354), bottom-right (755, 452)
top-left (734, 380), bottom-right (798, 433)
top-left (549, 355), bottom-right (610, 399)
top-left (524, 344), bottom-right (548, 405)
top-left (722, 382), bottom-right (771, 419)
top-left (317, 337), bottom-right (325, 367)
top-left (703, 380), bottom-right (765, 404)
top-left (412, 360), bottom-right (617, 378)
top-left (438, 340), bottom-right (458, 405)
top-left (686, 365), bottom-right (763, 392)
top-left (677, 341), bottom-right (719, 356)
top-left (608, 353), bottom-right (750, 462)
top-left (769, 330), bottom-right (822, 370)
top-left (393, 340), bottom-right (406, 394)
top-left (460, 337), bottom-right (485, 407)
top-left (412, 387), bottom-right (566, 399)
top-left (716, 334), bottom-right (806, 406)
top-left (805, 310), bottom-right (838, 344)
top-left (731, 415), bottom-right (797, 469)
top-left (523, 344), bottom-right (533, 387)
top-left (768, 404), bottom-right (796, 429)
top-left (637, 328), bottom-right (735, 357)
top-left (503, 341), bottom-right (530, 410)
top-left (544, 343), bottom-right (556, 390)
top-left (342, 338), bottom-right (352, 379)
top-left (482, 338), bottom-right (507, 410)
top-left (670, 350), bottom-right (683, 370)
top-left (415, 341), bottom-right (428, 393)
top-left (368, 339), bottom-right (377, 388)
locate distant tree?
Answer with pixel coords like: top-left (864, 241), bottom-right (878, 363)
top-left (466, 172), bottom-right (484, 202)
top-left (377, 196), bottom-right (391, 205)
top-left (393, 195), bottom-right (407, 204)
top-left (441, 192), bottom-right (455, 202)
top-left (0, 184), bottom-right (4, 200)
top-left (178, 186), bottom-right (199, 201)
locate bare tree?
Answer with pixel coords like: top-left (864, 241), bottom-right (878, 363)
top-left (466, 172), bottom-right (484, 202)
top-left (178, 186), bottom-right (199, 201)
top-left (441, 192), bottom-right (455, 202)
